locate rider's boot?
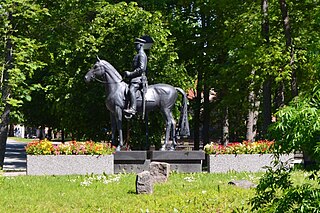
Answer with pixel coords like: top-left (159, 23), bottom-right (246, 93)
top-left (124, 91), bottom-right (137, 115)
top-left (124, 108), bottom-right (136, 115)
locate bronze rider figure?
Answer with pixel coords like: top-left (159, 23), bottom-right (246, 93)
top-left (123, 38), bottom-right (147, 115)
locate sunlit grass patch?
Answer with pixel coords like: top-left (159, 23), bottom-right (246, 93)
top-left (0, 172), bottom-right (264, 212)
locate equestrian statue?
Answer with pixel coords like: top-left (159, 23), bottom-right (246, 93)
top-left (84, 38), bottom-right (190, 151)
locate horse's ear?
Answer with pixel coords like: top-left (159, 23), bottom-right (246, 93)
top-left (96, 55), bottom-right (101, 61)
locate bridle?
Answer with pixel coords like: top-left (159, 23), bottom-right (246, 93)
top-left (91, 64), bottom-right (123, 85)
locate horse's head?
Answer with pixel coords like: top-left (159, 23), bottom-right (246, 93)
top-left (84, 59), bottom-right (105, 83)
top-left (84, 58), bottom-right (123, 84)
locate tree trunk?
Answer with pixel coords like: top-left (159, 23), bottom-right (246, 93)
top-left (279, 0), bottom-right (297, 97)
top-left (61, 129), bottom-right (65, 143)
top-left (275, 81), bottom-right (285, 108)
top-left (202, 81), bottom-right (210, 146)
top-left (262, 78), bottom-right (272, 135)
top-left (261, 0), bottom-right (272, 136)
top-left (222, 107), bottom-right (229, 146)
top-left (246, 90), bottom-right (260, 142)
top-left (201, 13), bottom-right (210, 147)
top-left (8, 124), bottom-right (14, 137)
top-left (246, 70), bottom-right (260, 142)
top-left (246, 91), bottom-right (255, 141)
top-left (193, 72), bottom-right (202, 150)
top-left (0, 12), bottom-right (13, 168)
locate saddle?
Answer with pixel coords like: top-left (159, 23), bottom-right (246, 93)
top-left (124, 86), bottom-right (156, 103)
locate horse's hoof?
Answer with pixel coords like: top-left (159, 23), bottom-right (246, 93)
top-left (116, 146), bottom-right (121, 152)
top-left (169, 147), bottom-right (175, 151)
top-left (160, 146), bottom-right (166, 151)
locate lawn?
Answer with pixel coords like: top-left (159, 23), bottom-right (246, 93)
top-left (7, 137), bottom-right (34, 143)
top-left (0, 172), bottom-right (262, 212)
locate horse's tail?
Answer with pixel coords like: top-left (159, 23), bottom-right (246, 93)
top-left (175, 87), bottom-right (190, 137)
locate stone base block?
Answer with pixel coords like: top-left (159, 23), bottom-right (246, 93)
top-left (150, 151), bottom-right (205, 173)
top-left (27, 155), bottom-right (114, 176)
top-left (114, 151), bottom-right (149, 173)
top-left (207, 154), bottom-right (294, 173)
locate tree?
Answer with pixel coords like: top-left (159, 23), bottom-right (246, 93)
top-left (20, 1), bottom-right (191, 147)
top-left (0, 0), bottom-right (47, 168)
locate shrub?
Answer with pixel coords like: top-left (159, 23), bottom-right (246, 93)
top-left (25, 139), bottom-right (115, 155)
top-left (270, 84), bottom-right (320, 160)
top-left (251, 162), bottom-right (320, 212)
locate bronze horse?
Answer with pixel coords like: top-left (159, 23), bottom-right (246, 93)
top-left (84, 59), bottom-right (189, 151)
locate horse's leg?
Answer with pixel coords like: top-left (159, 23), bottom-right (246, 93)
top-left (171, 114), bottom-right (177, 150)
top-left (110, 113), bottom-right (117, 147)
top-left (160, 108), bottom-right (176, 151)
top-left (115, 106), bottom-right (123, 152)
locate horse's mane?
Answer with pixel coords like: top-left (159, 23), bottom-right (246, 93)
top-left (100, 60), bottom-right (123, 80)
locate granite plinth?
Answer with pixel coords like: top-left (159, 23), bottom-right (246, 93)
top-left (114, 151), bottom-right (149, 174)
top-left (27, 155), bottom-right (114, 176)
top-left (207, 154), bottom-right (294, 173)
top-left (150, 151), bottom-right (205, 173)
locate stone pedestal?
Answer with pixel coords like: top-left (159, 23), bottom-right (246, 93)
top-left (114, 151), bottom-right (149, 174)
top-left (27, 155), bottom-right (114, 176)
top-left (150, 151), bottom-right (205, 173)
top-left (207, 153), bottom-right (294, 173)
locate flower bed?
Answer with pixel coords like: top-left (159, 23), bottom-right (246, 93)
top-left (26, 140), bottom-right (115, 176)
top-left (204, 140), bottom-right (294, 173)
top-left (204, 140), bottom-right (275, 155)
top-left (25, 139), bottom-right (115, 155)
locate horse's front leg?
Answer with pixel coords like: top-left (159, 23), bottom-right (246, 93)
top-left (115, 106), bottom-right (123, 152)
top-left (110, 113), bottom-right (117, 147)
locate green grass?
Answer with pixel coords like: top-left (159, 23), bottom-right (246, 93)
top-left (8, 137), bottom-right (34, 143)
top-left (0, 172), bottom-right (262, 212)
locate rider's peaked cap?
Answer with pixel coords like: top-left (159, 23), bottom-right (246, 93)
top-left (134, 38), bottom-right (146, 44)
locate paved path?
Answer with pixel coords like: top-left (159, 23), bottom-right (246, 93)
top-left (3, 138), bottom-right (27, 176)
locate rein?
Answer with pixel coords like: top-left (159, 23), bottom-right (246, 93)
top-left (93, 76), bottom-right (122, 84)
top-left (92, 70), bottom-right (123, 84)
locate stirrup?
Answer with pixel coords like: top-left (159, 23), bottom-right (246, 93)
top-left (124, 114), bottom-right (133, 119)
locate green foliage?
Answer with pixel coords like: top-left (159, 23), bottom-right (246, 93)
top-left (270, 83), bottom-right (320, 158)
top-left (0, 0), bottom-right (48, 123)
top-left (2, 0), bottom-right (320, 145)
top-left (251, 163), bottom-right (320, 212)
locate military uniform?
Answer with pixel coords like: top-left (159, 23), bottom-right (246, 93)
top-left (124, 38), bottom-right (147, 115)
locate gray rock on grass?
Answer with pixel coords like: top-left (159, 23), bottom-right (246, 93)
top-left (136, 171), bottom-right (154, 194)
top-left (149, 161), bottom-right (170, 183)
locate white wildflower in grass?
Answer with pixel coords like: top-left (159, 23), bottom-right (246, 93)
top-left (80, 180), bottom-right (92, 187)
top-left (79, 174), bottom-right (122, 186)
top-left (173, 208), bottom-right (179, 212)
top-left (103, 175), bottom-right (121, 185)
top-left (96, 175), bottom-right (106, 181)
top-left (202, 190), bottom-right (207, 194)
top-left (184, 176), bottom-right (195, 182)
top-left (87, 177), bottom-right (95, 182)
top-left (248, 174), bottom-right (255, 180)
